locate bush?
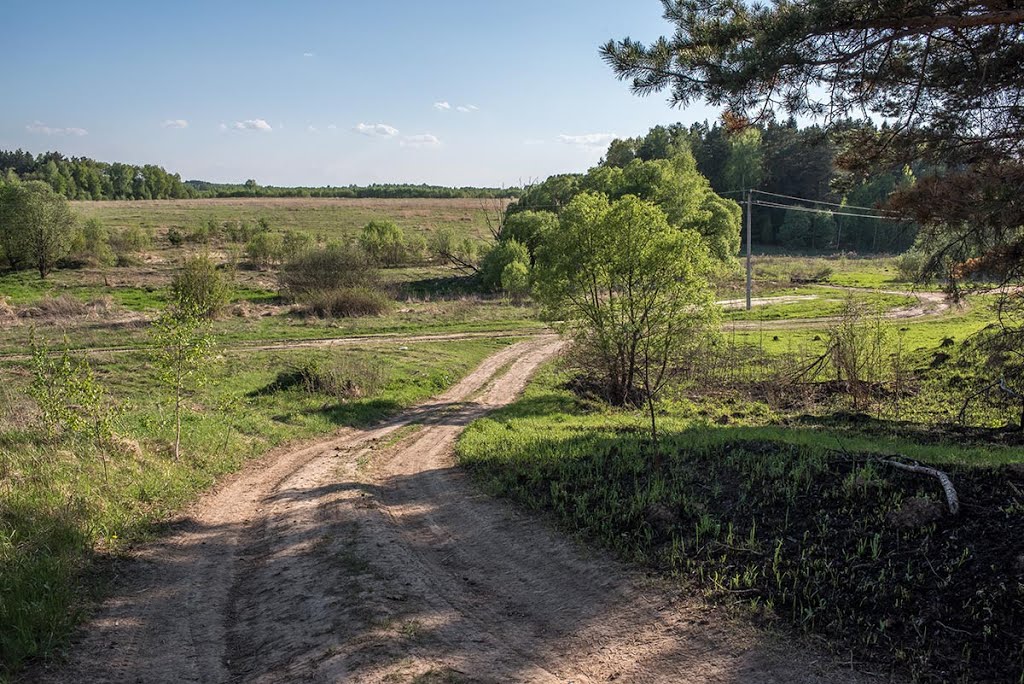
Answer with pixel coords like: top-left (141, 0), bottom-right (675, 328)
top-left (246, 231), bottom-right (283, 269)
top-left (500, 210), bottom-right (558, 263)
top-left (301, 287), bottom-right (391, 318)
top-left (74, 218), bottom-right (115, 266)
top-left (112, 225), bottom-right (153, 258)
top-left (171, 253), bottom-right (233, 316)
top-left (287, 354), bottom-right (387, 400)
top-left (895, 249), bottom-right (928, 282)
top-left (501, 260), bottom-right (531, 300)
top-left (279, 242), bottom-right (375, 298)
top-left (430, 228), bottom-right (478, 268)
top-left (167, 226), bottom-right (185, 246)
top-left (404, 233), bottom-right (429, 264)
top-left (359, 220), bottom-right (406, 267)
top-left (480, 239), bottom-right (529, 292)
top-left (280, 230), bottom-right (313, 261)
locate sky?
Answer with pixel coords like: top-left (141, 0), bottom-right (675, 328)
top-left (0, 0), bottom-right (721, 187)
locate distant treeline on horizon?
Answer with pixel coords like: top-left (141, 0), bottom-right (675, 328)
top-left (0, 149), bottom-right (520, 201)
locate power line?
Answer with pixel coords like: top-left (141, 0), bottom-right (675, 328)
top-left (751, 189), bottom-right (898, 214)
top-left (751, 199), bottom-right (903, 221)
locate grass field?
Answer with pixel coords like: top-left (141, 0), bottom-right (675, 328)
top-left (72, 197), bottom-right (507, 245)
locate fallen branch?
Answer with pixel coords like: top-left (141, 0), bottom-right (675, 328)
top-left (881, 459), bottom-right (960, 516)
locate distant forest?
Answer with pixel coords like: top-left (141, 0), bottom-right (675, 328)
top-left (593, 118), bottom-right (918, 252)
top-left (0, 149), bottom-right (520, 201)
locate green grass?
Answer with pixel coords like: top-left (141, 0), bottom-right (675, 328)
top-left (724, 289), bottom-right (916, 321)
top-left (0, 336), bottom-right (514, 676)
top-left (72, 197), bottom-right (503, 245)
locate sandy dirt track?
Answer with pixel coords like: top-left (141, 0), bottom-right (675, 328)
top-left (34, 337), bottom-right (869, 683)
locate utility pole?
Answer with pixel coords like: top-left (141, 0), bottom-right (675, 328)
top-left (746, 189), bottom-right (753, 311)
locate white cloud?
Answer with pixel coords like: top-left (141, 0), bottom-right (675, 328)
top-left (456, 104), bottom-right (479, 113)
top-left (401, 133), bottom-right (441, 148)
top-left (433, 101), bottom-right (451, 111)
top-left (354, 122), bottom-right (399, 137)
top-left (26, 121), bottom-right (88, 136)
top-left (558, 133), bottom-right (615, 148)
top-left (162, 119), bottom-right (189, 129)
top-left (307, 125), bottom-right (318, 133)
top-left (327, 124), bottom-right (338, 131)
top-left (303, 52), bottom-right (314, 58)
top-left (523, 138), bottom-right (546, 146)
top-left (232, 119), bottom-right (273, 132)
top-left (218, 123), bottom-right (228, 131)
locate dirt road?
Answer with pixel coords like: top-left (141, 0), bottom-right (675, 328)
top-left (36, 338), bottom-right (865, 683)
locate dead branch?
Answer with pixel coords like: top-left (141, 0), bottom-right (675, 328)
top-left (881, 459), bottom-right (960, 515)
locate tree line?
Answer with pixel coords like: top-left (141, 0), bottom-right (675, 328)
top-left (597, 118), bottom-right (918, 253)
top-left (0, 150), bottom-right (519, 202)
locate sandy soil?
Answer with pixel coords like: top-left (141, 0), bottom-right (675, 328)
top-left (32, 337), bottom-right (871, 683)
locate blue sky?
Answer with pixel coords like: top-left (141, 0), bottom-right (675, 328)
top-left (1, 1), bottom-right (720, 187)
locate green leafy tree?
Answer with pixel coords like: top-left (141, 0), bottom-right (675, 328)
top-left (584, 151), bottom-right (742, 262)
top-left (636, 125), bottom-right (674, 161)
top-left (602, 138), bottom-right (638, 167)
top-left (500, 210), bottom-right (558, 264)
top-left (152, 304), bottom-right (215, 460)
top-left (0, 181), bottom-right (76, 277)
top-left (534, 192), bottom-right (719, 450)
top-left (723, 127), bottom-right (764, 193)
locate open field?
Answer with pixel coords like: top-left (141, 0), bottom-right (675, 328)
top-left (72, 197), bottom-right (508, 245)
top-left (2, 197), bottom-right (1021, 682)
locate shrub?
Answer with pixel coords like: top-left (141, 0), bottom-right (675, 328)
top-left (74, 217), bottom-right (115, 266)
top-left (281, 230), bottom-right (313, 261)
top-left (287, 354), bottom-right (387, 400)
top-left (246, 231), bottom-right (283, 269)
top-left (404, 233), bottom-right (429, 264)
top-left (170, 253), bottom-right (233, 316)
top-left (430, 228), bottom-right (478, 269)
top-left (480, 239), bottom-right (529, 292)
top-left (895, 249), bottom-right (928, 282)
top-left (359, 220), bottom-right (406, 267)
top-left (501, 260), bottom-right (531, 301)
top-left (302, 287), bottom-right (391, 318)
top-left (112, 227), bottom-right (153, 255)
top-left (279, 242), bottom-right (375, 298)
top-left (167, 226), bottom-right (185, 246)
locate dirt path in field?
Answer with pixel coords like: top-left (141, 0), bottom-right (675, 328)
top-left (726, 287), bottom-right (952, 329)
top-left (1, 287), bottom-right (955, 363)
top-left (33, 337), bottom-right (868, 684)
top-left (0, 329), bottom-right (540, 362)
